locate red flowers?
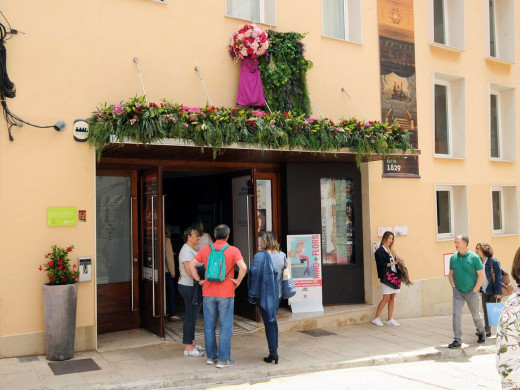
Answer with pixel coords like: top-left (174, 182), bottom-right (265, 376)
top-left (39, 245), bottom-right (79, 285)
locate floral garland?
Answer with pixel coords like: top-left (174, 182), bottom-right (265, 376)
top-left (87, 96), bottom-right (413, 167)
top-left (228, 24), bottom-right (269, 62)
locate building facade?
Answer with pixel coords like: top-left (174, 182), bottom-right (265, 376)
top-left (0, 0), bottom-right (518, 357)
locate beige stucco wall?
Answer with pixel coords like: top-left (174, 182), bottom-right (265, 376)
top-left (1, 0), bottom-right (519, 356)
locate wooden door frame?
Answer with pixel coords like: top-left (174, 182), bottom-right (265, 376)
top-left (139, 166), bottom-right (165, 338)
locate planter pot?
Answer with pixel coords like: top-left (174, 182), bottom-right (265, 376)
top-left (42, 283), bottom-right (78, 361)
top-left (236, 57), bottom-right (266, 107)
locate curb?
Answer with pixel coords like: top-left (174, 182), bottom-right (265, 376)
top-left (50, 344), bottom-right (496, 390)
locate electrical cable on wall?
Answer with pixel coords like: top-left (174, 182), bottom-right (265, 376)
top-left (0, 11), bottom-right (65, 141)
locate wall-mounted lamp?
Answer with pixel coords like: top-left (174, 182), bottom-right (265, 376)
top-left (53, 121), bottom-right (66, 131)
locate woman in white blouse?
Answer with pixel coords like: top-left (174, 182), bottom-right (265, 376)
top-left (496, 246), bottom-right (520, 389)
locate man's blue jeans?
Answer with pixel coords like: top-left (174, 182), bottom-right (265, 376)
top-left (203, 296), bottom-right (234, 361)
top-left (178, 284), bottom-right (202, 345)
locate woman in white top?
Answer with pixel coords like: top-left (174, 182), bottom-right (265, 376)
top-left (193, 219), bottom-right (213, 251)
top-left (178, 227), bottom-right (205, 357)
top-left (496, 246), bottom-right (520, 389)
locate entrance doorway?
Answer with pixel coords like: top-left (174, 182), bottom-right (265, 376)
top-left (96, 165), bottom-right (280, 337)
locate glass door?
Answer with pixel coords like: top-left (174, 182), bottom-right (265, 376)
top-left (140, 166), bottom-right (164, 338)
top-left (96, 171), bottom-right (139, 334)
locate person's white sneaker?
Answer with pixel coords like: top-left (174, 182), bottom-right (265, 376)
top-left (386, 318), bottom-right (400, 326)
top-left (371, 317), bottom-right (384, 326)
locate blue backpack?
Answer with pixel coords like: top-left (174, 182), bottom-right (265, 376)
top-left (205, 243), bottom-right (231, 282)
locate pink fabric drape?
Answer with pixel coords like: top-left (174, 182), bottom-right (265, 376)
top-left (236, 57), bottom-right (266, 107)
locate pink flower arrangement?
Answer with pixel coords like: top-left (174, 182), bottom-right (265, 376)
top-left (229, 24), bottom-right (269, 62)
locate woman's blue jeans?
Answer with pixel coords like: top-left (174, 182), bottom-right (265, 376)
top-left (258, 304), bottom-right (278, 356)
top-left (165, 272), bottom-right (176, 317)
top-left (178, 284), bottom-right (202, 345)
top-left (203, 296), bottom-right (234, 362)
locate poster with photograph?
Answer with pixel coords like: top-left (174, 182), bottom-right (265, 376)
top-left (320, 178), bottom-right (355, 265)
top-left (256, 179), bottom-right (272, 232)
top-left (287, 234), bottom-right (323, 313)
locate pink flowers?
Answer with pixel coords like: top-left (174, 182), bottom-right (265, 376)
top-left (251, 110), bottom-right (268, 118)
top-left (113, 104), bottom-right (125, 116)
top-left (229, 24), bottom-right (269, 62)
top-left (130, 116), bottom-right (138, 125)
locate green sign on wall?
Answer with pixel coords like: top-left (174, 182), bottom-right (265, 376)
top-left (47, 207), bottom-right (77, 226)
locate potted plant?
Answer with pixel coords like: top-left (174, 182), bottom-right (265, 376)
top-left (39, 245), bottom-right (79, 361)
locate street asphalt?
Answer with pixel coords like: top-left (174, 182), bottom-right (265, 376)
top-left (0, 314), bottom-right (496, 390)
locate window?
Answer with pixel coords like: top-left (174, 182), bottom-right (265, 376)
top-left (492, 189), bottom-right (503, 233)
top-left (431, 0), bottom-right (465, 49)
top-left (489, 84), bottom-right (516, 161)
top-left (491, 186), bottom-right (519, 236)
top-left (434, 83), bottom-right (450, 154)
top-left (487, 0), bottom-right (515, 62)
top-left (226, 0), bottom-right (276, 25)
top-left (322, 0), bottom-right (362, 43)
top-left (436, 185), bottom-right (468, 240)
top-left (433, 73), bottom-right (465, 158)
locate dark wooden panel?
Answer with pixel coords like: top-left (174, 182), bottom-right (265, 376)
top-left (97, 282), bottom-right (139, 334)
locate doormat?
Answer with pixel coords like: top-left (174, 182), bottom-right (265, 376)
top-left (48, 358), bottom-right (101, 376)
top-left (299, 328), bottom-right (337, 337)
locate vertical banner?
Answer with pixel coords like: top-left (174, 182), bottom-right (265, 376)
top-left (378, 0), bottom-right (420, 177)
top-left (287, 234), bottom-right (324, 313)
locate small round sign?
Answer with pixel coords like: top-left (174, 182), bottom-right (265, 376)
top-left (73, 119), bottom-right (89, 142)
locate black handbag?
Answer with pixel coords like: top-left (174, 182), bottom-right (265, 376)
top-left (381, 269), bottom-right (401, 289)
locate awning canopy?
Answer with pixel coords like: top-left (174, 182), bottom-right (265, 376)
top-left (99, 139), bottom-right (419, 167)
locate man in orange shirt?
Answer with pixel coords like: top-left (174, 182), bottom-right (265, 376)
top-left (188, 224), bottom-right (247, 368)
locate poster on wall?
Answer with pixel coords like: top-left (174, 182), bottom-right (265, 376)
top-left (256, 179), bottom-right (272, 233)
top-left (143, 174), bottom-right (158, 282)
top-left (320, 178), bottom-right (355, 265)
top-left (287, 234), bottom-right (324, 313)
top-left (377, 0), bottom-right (420, 178)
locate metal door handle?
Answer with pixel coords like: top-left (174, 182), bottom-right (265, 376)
top-left (130, 197), bottom-right (138, 311)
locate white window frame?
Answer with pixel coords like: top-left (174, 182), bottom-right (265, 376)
top-left (433, 73), bottom-right (466, 159)
top-left (489, 83), bottom-right (516, 161)
top-left (435, 185), bottom-right (469, 241)
top-left (225, 0), bottom-right (276, 26)
top-left (322, 0), bottom-right (362, 44)
top-left (429, 0), bottom-right (465, 50)
top-left (484, 0), bottom-right (515, 62)
top-left (491, 186), bottom-right (519, 236)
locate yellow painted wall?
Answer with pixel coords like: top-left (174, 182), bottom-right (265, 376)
top-left (1, 0), bottom-right (519, 354)
top-left (368, 1), bottom-right (520, 288)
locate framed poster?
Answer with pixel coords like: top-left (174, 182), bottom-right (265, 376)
top-left (320, 178), bottom-right (355, 265)
top-left (287, 234), bottom-right (323, 313)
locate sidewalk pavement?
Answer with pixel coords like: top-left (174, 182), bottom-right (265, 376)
top-left (0, 314), bottom-right (496, 390)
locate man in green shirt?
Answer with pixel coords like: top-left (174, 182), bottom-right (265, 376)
top-left (448, 234), bottom-right (485, 348)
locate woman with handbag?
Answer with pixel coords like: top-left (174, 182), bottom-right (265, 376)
top-left (475, 242), bottom-right (502, 337)
top-left (248, 231), bottom-right (285, 364)
top-left (372, 231), bottom-right (402, 327)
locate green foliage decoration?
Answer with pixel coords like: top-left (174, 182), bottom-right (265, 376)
top-left (258, 31), bottom-right (312, 116)
top-left (87, 97), bottom-right (413, 168)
